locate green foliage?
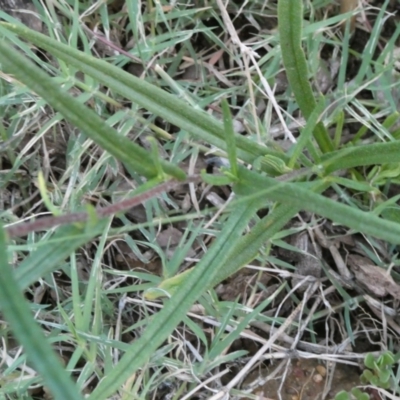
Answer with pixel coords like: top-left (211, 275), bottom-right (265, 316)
top-left (361, 351), bottom-right (400, 391)
top-left (221, 98), bottom-right (239, 179)
top-left (0, 226), bottom-right (84, 400)
top-left (253, 155), bottom-right (292, 175)
top-left (335, 388), bottom-right (370, 400)
top-left (277, 0), bottom-right (333, 153)
top-left (334, 351), bottom-right (400, 400)
top-left (1, 1), bottom-right (400, 399)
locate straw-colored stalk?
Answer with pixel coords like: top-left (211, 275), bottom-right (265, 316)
top-left (340, 0), bottom-right (359, 32)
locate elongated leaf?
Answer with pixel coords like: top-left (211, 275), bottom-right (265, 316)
top-left (155, 202), bottom-right (301, 299)
top-left (235, 167), bottom-right (400, 244)
top-left (289, 98), bottom-right (325, 167)
top-left (0, 226), bottom-right (84, 400)
top-left (214, 203), bottom-right (299, 283)
top-left (0, 40), bottom-right (185, 180)
top-left (278, 0), bottom-right (333, 152)
top-left (221, 98), bottom-right (238, 178)
top-left (321, 141), bottom-right (400, 173)
top-left (14, 220), bottom-right (109, 291)
top-left (88, 197), bottom-right (265, 399)
top-left (0, 23), bottom-right (286, 170)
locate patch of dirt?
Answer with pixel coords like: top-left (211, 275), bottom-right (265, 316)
top-left (247, 359), bottom-right (363, 400)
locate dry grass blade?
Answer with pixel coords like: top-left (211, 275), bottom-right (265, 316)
top-left (340, 0), bottom-right (359, 32)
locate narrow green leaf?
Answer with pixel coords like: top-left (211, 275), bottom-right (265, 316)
top-left (221, 98), bottom-right (238, 178)
top-left (382, 112), bottom-right (400, 130)
top-left (0, 23), bottom-right (287, 167)
top-left (210, 202), bottom-right (299, 286)
top-left (145, 268), bottom-right (194, 300)
top-left (333, 110), bottom-right (345, 148)
top-left (0, 226), bottom-right (84, 400)
top-left (147, 202), bottom-right (299, 300)
top-left (327, 176), bottom-right (377, 193)
top-left (147, 136), bottom-right (166, 179)
top-left (278, 0), bottom-right (333, 152)
top-left (208, 282), bottom-right (287, 359)
top-left (235, 167), bottom-right (400, 244)
top-left (352, 0), bottom-right (389, 87)
top-left (201, 170), bottom-right (235, 185)
top-left (37, 171), bottom-right (62, 216)
top-left (321, 141), bottom-right (400, 174)
top-left (14, 220), bottom-right (109, 291)
top-left (88, 198), bottom-right (265, 399)
top-left (289, 98), bottom-right (326, 167)
top-left (0, 39), bottom-right (185, 180)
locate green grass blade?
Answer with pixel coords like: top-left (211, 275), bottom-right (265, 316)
top-left (235, 168), bottom-right (400, 244)
top-left (88, 197), bottom-right (264, 399)
top-left (321, 141), bottom-right (400, 173)
top-left (215, 203), bottom-right (299, 284)
top-left (89, 200), bottom-right (302, 398)
top-left (0, 23), bottom-right (286, 167)
top-left (278, 0), bottom-right (333, 152)
top-left (0, 39), bottom-right (185, 180)
top-left (202, 203), bottom-right (300, 290)
top-left (0, 226), bottom-right (84, 400)
top-left (14, 220), bottom-right (109, 291)
top-left (289, 98), bottom-right (326, 167)
top-left (352, 0), bottom-right (389, 87)
top-left (221, 98), bottom-right (238, 178)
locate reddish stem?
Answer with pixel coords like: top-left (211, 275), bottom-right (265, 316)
top-left (5, 175), bottom-right (201, 238)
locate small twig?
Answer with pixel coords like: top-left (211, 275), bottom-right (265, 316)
top-left (5, 175), bottom-right (201, 238)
